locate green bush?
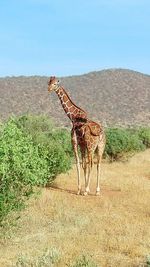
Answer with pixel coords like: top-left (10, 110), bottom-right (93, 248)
top-left (15, 114), bottom-right (73, 158)
top-left (15, 115), bottom-right (73, 178)
top-left (0, 116), bottom-right (72, 224)
top-left (138, 127), bottom-right (150, 148)
top-left (146, 255), bottom-right (150, 266)
top-left (52, 128), bottom-right (74, 158)
top-left (0, 119), bottom-right (45, 222)
top-left (16, 114), bottom-right (54, 141)
top-left (105, 128), bottom-right (146, 161)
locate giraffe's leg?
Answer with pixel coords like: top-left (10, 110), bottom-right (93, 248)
top-left (75, 149), bottom-right (81, 195)
top-left (96, 140), bottom-right (105, 196)
top-left (71, 130), bottom-right (81, 195)
top-left (84, 153), bottom-right (92, 196)
top-left (81, 148), bottom-right (87, 189)
top-left (83, 159), bottom-right (88, 188)
top-left (96, 154), bottom-right (102, 196)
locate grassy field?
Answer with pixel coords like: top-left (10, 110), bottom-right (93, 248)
top-left (0, 149), bottom-right (150, 267)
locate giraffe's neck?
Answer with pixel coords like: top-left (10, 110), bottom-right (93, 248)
top-left (55, 86), bottom-right (87, 122)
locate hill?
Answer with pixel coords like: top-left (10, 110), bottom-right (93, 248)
top-left (0, 68), bottom-right (150, 126)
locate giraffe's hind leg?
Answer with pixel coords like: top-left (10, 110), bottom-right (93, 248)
top-left (95, 137), bottom-right (105, 196)
top-left (96, 152), bottom-right (102, 196)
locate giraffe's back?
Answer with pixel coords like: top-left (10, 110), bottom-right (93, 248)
top-left (87, 120), bottom-right (103, 136)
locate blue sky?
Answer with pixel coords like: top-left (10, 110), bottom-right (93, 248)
top-left (0, 0), bottom-right (150, 77)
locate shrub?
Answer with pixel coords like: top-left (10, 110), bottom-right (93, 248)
top-left (15, 115), bottom-right (73, 175)
top-left (16, 114), bottom-right (54, 140)
top-left (38, 141), bottom-right (71, 182)
top-left (146, 255), bottom-right (150, 266)
top-left (0, 119), bottom-right (48, 223)
top-left (15, 114), bottom-right (73, 158)
top-left (15, 115), bottom-right (73, 179)
top-left (138, 127), bottom-right (150, 148)
top-left (0, 116), bottom-right (72, 224)
top-left (52, 128), bottom-right (74, 158)
top-left (105, 128), bottom-right (145, 161)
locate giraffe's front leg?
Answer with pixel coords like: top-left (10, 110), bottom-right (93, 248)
top-left (81, 148), bottom-right (87, 192)
top-left (83, 170), bottom-right (91, 196)
top-left (71, 130), bottom-right (82, 195)
top-left (84, 153), bottom-right (92, 196)
top-left (76, 153), bottom-right (81, 195)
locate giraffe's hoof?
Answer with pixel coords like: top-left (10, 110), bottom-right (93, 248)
top-left (83, 190), bottom-right (90, 196)
top-left (77, 190), bottom-right (81, 195)
top-left (96, 191), bottom-right (100, 196)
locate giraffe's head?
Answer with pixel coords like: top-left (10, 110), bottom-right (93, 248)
top-left (48, 76), bottom-right (60, 93)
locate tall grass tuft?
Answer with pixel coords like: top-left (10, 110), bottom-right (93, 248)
top-left (14, 247), bottom-right (60, 267)
top-left (69, 254), bottom-right (98, 267)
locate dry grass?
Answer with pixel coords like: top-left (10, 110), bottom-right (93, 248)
top-left (0, 150), bottom-right (150, 267)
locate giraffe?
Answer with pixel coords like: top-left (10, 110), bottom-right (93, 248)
top-left (48, 76), bottom-right (106, 196)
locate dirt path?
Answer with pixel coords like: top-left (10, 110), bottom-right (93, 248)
top-left (0, 150), bottom-right (150, 267)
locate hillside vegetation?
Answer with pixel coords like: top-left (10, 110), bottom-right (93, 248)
top-left (0, 68), bottom-right (150, 127)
